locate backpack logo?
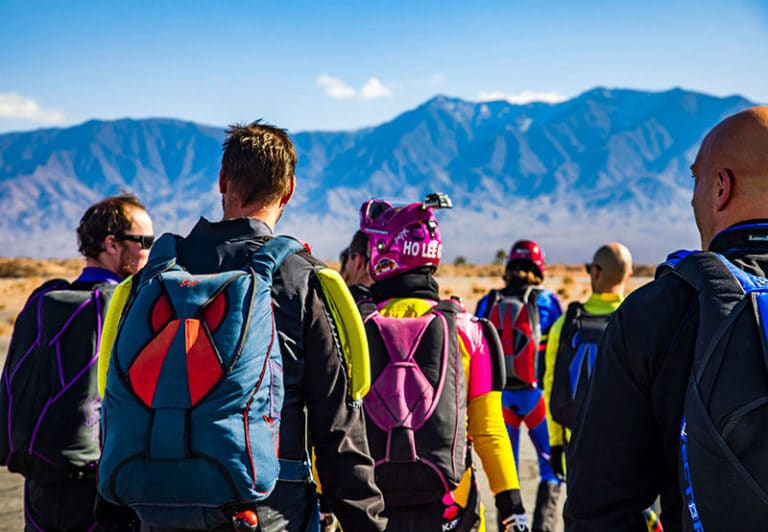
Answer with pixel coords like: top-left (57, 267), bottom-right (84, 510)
top-left (567, 331), bottom-right (598, 399)
top-left (129, 291), bottom-right (226, 408)
top-left (550, 303), bottom-right (609, 429)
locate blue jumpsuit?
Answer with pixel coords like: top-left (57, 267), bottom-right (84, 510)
top-left (476, 286), bottom-right (563, 530)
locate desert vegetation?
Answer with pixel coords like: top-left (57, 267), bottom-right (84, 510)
top-left (0, 258), bottom-right (655, 339)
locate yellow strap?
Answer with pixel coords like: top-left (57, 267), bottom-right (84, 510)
top-left (97, 276), bottom-right (134, 397)
top-left (316, 268), bottom-right (371, 401)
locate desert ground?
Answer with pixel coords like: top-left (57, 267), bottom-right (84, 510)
top-left (0, 257), bottom-right (654, 530)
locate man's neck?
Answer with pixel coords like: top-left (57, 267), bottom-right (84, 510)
top-left (222, 203), bottom-right (281, 230)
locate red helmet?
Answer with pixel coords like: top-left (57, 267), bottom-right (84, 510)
top-left (507, 239), bottom-right (546, 277)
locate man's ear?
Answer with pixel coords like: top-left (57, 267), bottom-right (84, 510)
top-left (103, 234), bottom-right (119, 256)
top-left (714, 168), bottom-right (733, 211)
top-left (280, 175), bottom-right (295, 206)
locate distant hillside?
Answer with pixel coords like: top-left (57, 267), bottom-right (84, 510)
top-left (0, 87), bottom-right (756, 263)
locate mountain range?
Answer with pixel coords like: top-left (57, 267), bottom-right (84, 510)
top-left (0, 87), bottom-right (757, 264)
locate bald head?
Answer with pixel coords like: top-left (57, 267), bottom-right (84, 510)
top-left (692, 106), bottom-right (768, 248)
top-left (591, 242), bottom-right (633, 294)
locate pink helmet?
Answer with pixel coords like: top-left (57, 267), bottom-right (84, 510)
top-left (507, 239), bottom-right (546, 277)
top-left (359, 193), bottom-right (452, 282)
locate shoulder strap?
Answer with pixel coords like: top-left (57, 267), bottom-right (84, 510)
top-left (477, 289), bottom-right (501, 319)
top-left (251, 235), bottom-right (306, 281)
top-left (477, 316), bottom-right (506, 391)
top-left (435, 298), bottom-right (462, 316)
top-left (37, 278), bottom-right (71, 293)
top-left (670, 252), bottom-right (768, 381)
top-left (555, 301), bottom-right (584, 356)
top-left (525, 286), bottom-right (542, 334)
top-left (141, 233), bottom-right (181, 280)
top-left (564, 301), bottom-right (583, 327)
top-left (357, 299), bottom-right (378, 319)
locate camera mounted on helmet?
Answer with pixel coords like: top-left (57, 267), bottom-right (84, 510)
top-left (359, 193), bottom-right (453, 282)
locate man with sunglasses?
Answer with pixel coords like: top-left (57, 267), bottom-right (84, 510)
top-left (340, 230), bottom-right (374, 302)
top-left (540, 243), bottom-right (632, 526)
top-left (0, 194), bottom-right (153, 531)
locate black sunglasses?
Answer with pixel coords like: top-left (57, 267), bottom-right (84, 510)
top-left (117, 234), bottom-right (155, 250)
top-left (584, 262), bottom-right (603, 274)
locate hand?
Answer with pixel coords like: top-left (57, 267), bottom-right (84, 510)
top-left (499, 513), bottom-right (530, 532)
top-left (495, 489), bottom-right (529, 532)
top-left (320, 512), bottom-right (342, 532)
top-left (549, 444), bottom-right (566, 480)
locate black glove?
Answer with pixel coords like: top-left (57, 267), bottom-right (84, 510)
top-left (495, 489), bottom-right (529, 532)
top-left (549, 444), bottom-right (565, 480)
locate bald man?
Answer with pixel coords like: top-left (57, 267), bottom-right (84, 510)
top-left (565, 106), bottom-right (768, 532)
top-left (542, 242), bottom-right (632, 474)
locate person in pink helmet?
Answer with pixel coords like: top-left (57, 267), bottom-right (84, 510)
top-left (358, 193), bottom-right (529, 532)
top-left (475, 240), bottom-right (564, 532)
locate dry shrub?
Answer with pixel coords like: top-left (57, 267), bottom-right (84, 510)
top-left (562, 275), bottom-right (575, 285)
top-left (471, 283), bottom-right (487, 294)
top-left (0, 258), bottom-right (81, 278)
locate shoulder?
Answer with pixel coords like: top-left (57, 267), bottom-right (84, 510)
top-left (606, 273), bottom-right (696, 365)
top-left (274, 248), bottom-right (325, 287)
top-left (536, 288), bottom-right (558, 303)
top-left (549, 312), bottom-right (567, 337)
top-left (620, 272), bottom-right (692, 321)
top-left (536, 289), bottom-right (563, 312)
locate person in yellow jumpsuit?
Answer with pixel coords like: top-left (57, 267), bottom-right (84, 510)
top-left (543, 242), bottom-right (659, 531)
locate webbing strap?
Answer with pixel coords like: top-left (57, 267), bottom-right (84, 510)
top-left (277, 458), bottom-right (312, 482)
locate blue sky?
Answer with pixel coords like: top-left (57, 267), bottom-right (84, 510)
top-left (1, 0), bottom-right (767, 134)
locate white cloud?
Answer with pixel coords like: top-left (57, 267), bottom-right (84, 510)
top-left (316, 75), bottom-right (356, 100)
top-left (478, 90), bottom-right (568, 105)
top-left (316, 74), bottom-right (393, 100)
top-left (360, 77), bottom-right (393, 99)
top-left (0, 93), bottom-right (65, 123)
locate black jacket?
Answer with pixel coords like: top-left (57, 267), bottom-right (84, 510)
top-left (564, 222), bottom-right (768, 532)
top-left (178, 217), bottom-right (386, 532)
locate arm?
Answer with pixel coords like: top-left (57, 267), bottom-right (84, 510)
top-left (303, 276), bottom-right (386, 532)
top-left (459, 313), bottom-right (529, 530)
top-left (536, 291), bottom-right (563, 384)
top-left (543, 315), bottom-right (567, 450)
top-left (564, 302), bottom-right (664, 531)
top-left (474, 292), bottom-right (492, 319)
top-left (457, 312), bottom-right (519, 492)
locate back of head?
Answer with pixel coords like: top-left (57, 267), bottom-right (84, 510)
top-left (504, 239), bottom-right (545, 285)
top-left (221, 121), bottom-right (296, 207)
top-left (77, 194), bottom-right (147, 259)
top-left (591, 242), bottom-right (633, 293)
top-left (359, 193), bottom-right (452, 282)
top-left (347, 230), bottom-right (370, 258)
top-left (693, 106), bottom-right (768, 247)
top-left (702, 106), bottom-right (768, 188)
